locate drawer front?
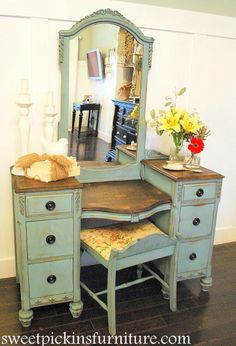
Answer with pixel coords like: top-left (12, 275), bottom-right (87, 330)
top-left (27, 219), bottom-right (73, 260)
top-left (115, 125), bottom-right (128, 143)
top-left (179, 204), bottom-right (214, 238)
top-left (182, 183), bottom-right (216, 202)
top-left (26, 193), bottom-right (73, 217)
top-left (178, 239), bottom-right (210, 273)
top-left (28, 259), bottom-right (73, 298)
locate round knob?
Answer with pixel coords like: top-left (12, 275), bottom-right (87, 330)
top-left (189, 253), bottom-right (197, 261)
top-left (46, 235), bottom-right (56, 245)
top-left (123, 135), bottom-right (127, 138)
top-left (116, 131), bottom-right (120, 135)
top-left (45, 201), bottom-right (56, 211)
top-left (47, 275), bottom-right (56, 284)
top-left (193, 217), bottom-right (200, 226)
top-left (196, 188), bottom-right (204, 197)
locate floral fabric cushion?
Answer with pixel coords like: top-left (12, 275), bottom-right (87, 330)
top-left (81, 220), bottom-right (164, 261)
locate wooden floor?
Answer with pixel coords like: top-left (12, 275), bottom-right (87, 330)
top-left (68, 129), bottom-right (111, 162)
top-left (0, 242), bottom-right (235, 345)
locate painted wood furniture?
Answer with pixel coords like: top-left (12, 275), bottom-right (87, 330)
top-left (71, 102), bottom-right (100, 138)
top-left (141, 160), bottom-right (224, 292)
top-left (12, 175), bottom-right (83, 327)
top-left (80, 220), bottom-right (177, 335)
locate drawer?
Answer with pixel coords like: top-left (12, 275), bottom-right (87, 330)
top-left (179, 204), bottom-right (214, 238)
top-left (178, 239), bottom-right (210, 273)
top-left (28, 259), bottom-right (73, 298)
top-left (182, 183), bottom-right (216, 202)
top-left (27, 219), bottom-right (73, 260)
top-left (26, 193), bottom-right (73, 217)
top-left (115, 125), bottom-right (128, 143)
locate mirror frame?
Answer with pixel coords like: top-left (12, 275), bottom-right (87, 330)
top-left (58, 8), bottom-right (154, 163)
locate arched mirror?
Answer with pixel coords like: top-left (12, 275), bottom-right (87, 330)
top-left (59, 9), bottom-right (154, 164)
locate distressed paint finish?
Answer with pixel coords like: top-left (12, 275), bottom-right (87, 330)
top-left (12, 175), bottom-right (83, 327)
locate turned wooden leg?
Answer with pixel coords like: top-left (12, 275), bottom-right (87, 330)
top-left (200, 276), bottom-right (212, 292)
top-left (137, 264), bottom-right (143, 279)
top-left (19, 309), bottom-right (33, 327)
top-left (72, 109), bottom-right (76, 133)
top-left (69, 301), bottom-right (83, 318)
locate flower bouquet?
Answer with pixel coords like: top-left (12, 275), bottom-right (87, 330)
top-left (149, 88), bottom-right (210, 168)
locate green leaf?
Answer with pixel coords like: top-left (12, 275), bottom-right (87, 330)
top-left (165, 102), bottom-right (172, 107)
top-left (177, 87), bottom-right (186, 96)
top-left (150, 109), bottom-right (156, 119)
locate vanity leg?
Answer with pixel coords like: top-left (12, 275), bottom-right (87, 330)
top-left (200, 276), bottom-right (212, 291)
top-left (72, 109), bottom-right (76, 133)
top-left (78, 111), bottom-right (83, 138)
top-left (19, 309), bottom-right (33, 327)
top-left (69, 300), bottom-right (83, 318)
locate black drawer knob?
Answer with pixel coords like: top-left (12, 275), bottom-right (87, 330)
top-left (193, 217), bottom-right (200, 226)
top-left (189, 253), bottom-right (197, 261)
top-left (47, 275), bottom-right (56, 284)
top-left (45, 201), bottom-right (56, 211)
top-left (46, 235), bottom-right (56, 245)
top-left (196, 188), bottom-right (204, 197)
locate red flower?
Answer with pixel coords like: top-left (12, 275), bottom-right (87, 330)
top-left (188, 137), bottom-right (204, 154)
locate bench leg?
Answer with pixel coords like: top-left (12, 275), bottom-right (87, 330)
top-left (169, 253), bottom-right (177, 312)
top-left (107, 262), bottom-right (117, 335)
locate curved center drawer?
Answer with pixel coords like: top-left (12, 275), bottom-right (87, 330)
top-left (26, 193), bottom-right (73, 217)
top-left (27, 219), bottom-right (73, 260)
top-left (179, 204), bottom-right (214, 238)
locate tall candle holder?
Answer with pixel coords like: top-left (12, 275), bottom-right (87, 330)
top-left (44, 92), bottom-right (57, 143)
top-left (16, 79), bottom-right (33, 155)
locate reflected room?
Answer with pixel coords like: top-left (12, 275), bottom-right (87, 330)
top-left (68, 24), bottom-right (143, 161)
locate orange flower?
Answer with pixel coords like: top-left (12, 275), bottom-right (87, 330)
top-left (188, 137), bottom-right (204, 154)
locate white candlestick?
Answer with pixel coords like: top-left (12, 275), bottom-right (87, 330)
top-left (44, 91), bottom-right (57, 143)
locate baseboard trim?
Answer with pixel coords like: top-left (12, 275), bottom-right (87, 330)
top-left (214, 226), bottom-right (236, 245)
top-left (0, 257), bottom-right (15, 279)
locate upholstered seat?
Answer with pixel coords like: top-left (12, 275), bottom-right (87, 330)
top-left (80, 219), bottom-right (177, 335)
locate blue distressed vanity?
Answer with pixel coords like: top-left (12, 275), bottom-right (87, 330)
top-left (12, 9), bottom-right (223, 328)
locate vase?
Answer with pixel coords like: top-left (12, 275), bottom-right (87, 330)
top-left (169, 143), bottom-right (185, 163)
top-left (185, 152), bottom-right (201, 169)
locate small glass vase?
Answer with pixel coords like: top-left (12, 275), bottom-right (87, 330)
top-left (185, 152), bottom-right (201, 169)
top-left (169, 144), bottom-right (185, 163)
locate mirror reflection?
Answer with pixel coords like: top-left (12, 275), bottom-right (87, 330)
top-left (67, 23), bottom-right (143, 162)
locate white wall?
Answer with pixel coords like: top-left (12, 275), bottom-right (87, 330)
top-left (0, 0), bottom-right (235, 278)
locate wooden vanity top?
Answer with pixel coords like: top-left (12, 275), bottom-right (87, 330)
top-left (12, 175), bottom-right (82, 193)
top-left (117, 145), bottom-right (136, 159)
top-left (142, 160), bottom-right (224, 182)
top-left (82, 180), bottom-right (171, 214)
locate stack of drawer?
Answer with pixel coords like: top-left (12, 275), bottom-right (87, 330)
top-left (12, 176), bottom-right (83, 327)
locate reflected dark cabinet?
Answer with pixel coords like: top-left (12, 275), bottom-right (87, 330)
top-left (111, 100), bottom-right (138, 149)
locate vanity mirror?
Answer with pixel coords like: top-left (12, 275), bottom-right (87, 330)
top-left (58, 9), bottom-right (154, 167)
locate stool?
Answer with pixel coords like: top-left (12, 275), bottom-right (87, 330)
top-left (80, 219), bottom-right (177, 335)
top-left (72, 102), bottom-right (100, 137)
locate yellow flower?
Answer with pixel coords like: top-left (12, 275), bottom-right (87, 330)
top-left (158, 109), bottom-right (181, 134)
top-left (180, 113), bottom-right (203, 134)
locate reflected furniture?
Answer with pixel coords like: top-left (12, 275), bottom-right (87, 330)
top-left (12, 175), bottom-right (83, 327)
top-left (72, 102), bottom-right (100, 138)
top-left (80, 219), bottom-right (177, 335)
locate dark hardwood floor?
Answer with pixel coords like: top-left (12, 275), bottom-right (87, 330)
top-left (68, 130), bottom-right (111, 162)
top-left (0, 242), bottom-right (236, 345)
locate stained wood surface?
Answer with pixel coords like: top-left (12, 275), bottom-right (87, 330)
top-left (117, 144), bottom-right (137, 159)
top-left (12, 175), bottom-right (82, 193)
top-left (142, 159), bottom-right (224, 181)
top-left (82, 180), bottom-right (171, 213)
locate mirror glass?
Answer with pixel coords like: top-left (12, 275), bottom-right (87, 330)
top-left (66, 23), bottom-right (143, 162)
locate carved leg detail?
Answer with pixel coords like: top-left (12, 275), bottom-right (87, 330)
top-left (161, 285), bottom-right (170, 300)
top-left (200, 277), bottom-right (213, 292)
top-left (69, 301), bottom-right (83, 318)
top-left (19, 309), bottom-right (33, 327)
